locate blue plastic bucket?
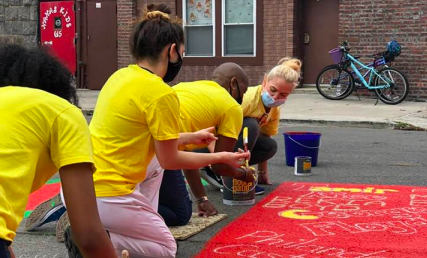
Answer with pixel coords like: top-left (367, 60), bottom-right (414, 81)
top-left (283, 132), bottom-right (321, 167)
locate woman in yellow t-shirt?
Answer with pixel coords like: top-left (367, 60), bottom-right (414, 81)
top-left (238, 58), bottom-right (302, 185)
top-left (0, 45), bottom-right (116, 258)
top-left (86, 4), bottom-right (254, 258)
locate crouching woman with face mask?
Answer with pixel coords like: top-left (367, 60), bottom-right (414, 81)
top-left (234, 58), bottom-right (302, 185)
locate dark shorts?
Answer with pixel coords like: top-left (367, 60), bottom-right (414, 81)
top-left (0, 238), bottom-right (11, 258)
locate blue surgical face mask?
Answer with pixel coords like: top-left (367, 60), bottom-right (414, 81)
top-left (261, 91), bottom-right (287, 108)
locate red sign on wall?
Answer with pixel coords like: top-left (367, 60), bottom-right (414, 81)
top-left (40, 1), bottom-right (76, 75)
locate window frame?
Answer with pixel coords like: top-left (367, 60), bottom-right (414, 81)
top-left (222, 0), bottom-right (256, 57)
top-left (182, 0), bottom-right (216, 57)
top-left (177, 0), bottom-right (263, 66)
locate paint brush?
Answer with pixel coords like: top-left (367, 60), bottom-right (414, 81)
top-left (243, 127), bottom-right (249, 169)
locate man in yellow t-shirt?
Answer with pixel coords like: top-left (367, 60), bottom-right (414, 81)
top-left (158, 63), bottom-right (252, 225)
top-left (0, 44), bottom-right (115, 257)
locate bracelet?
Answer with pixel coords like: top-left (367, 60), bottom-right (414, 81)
top-left (196, 196), bottom-right (209, 204)
top-left (236, 167), bottom-right (247, 181)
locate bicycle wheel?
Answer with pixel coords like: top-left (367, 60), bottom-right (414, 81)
top-left (316, 64), bottom-right (354, 100)
top-left (374, 67), bottom-right (409, 105)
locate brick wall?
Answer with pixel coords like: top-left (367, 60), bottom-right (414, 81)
top-left (339, 0), bottom-right (427, 100)
top-left (117, 0), bottom-right (296, 87)
top-left (117, 0), bottom-right (137, 67)
top-left (0, 0), bottom-right (38, 46)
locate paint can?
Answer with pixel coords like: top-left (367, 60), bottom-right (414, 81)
top-left (222, 177), bottom-right (255, 205)
top-left (294, 156), bottom-right (312, 176)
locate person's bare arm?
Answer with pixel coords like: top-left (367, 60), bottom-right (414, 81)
top-left (183, 169), bottom-right (218, 217)
top-left (178, 127), bottom-right (217, 147)
top-left (154, 139), bottom-right (249, 170)
top-left (183, 169), bottom-right (207, 200)
top-left (210, 135), bottom-right (248, 178)
top-left (59, 163), bottom-right (116, 258)
top-left (7, 246), bottom-right (15, 258)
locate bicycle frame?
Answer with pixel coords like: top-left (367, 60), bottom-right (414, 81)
top-left (344, 53), bottom-right (391, 90)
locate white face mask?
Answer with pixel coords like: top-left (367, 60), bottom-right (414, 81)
top-left (261, 90), bottom-right (287, 108)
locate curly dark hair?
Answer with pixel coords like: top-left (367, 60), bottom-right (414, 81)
top-left (0, 44), bottom-right (78, 105)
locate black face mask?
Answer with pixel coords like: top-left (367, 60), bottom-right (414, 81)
top-left (163, 45), bottom-right (183, 83)
top-left (229, 81), bottom-right (243, 104)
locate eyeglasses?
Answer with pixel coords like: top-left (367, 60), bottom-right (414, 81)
top-left (257, 112), bottom-right (268, 126)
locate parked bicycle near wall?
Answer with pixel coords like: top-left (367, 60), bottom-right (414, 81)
top-left (315, 40), bottom-right (409, 105)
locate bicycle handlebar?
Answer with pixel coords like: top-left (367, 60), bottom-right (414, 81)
top-left (340, 41), bottom-right (350, 52)
top-left (339, 41), bottom-right (392, 62)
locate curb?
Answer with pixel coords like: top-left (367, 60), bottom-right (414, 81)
top-left (279, 118), bottom-right (394, 130)
top-left (82, 109), bottom-right (426, 131)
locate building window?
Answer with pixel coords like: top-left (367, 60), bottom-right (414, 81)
top-left (179, 0), bottom-right (263, 65)
top-left (223, 0), bottom-right (255, 56)
top-left (183, 0), bottom-right (215, 56)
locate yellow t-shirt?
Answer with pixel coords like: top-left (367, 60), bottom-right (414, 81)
top-left (241, 85), bottom-right (280, 136)
top-left (91, 65), bottom-right (180, 197)
top-left (173, 80), bottom-right (243, 150)
top-left (0, 86), bottom-right (94, 242)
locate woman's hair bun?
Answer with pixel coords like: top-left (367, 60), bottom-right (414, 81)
top-left (278, 57), bottom-right (302, 73)
top-left (146, 10), bottom-right (170, 21)
top-left (146, 3), bottom-right (172, 14)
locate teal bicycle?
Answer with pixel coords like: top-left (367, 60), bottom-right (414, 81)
top-left (316, 41), bottom-right (409, 105)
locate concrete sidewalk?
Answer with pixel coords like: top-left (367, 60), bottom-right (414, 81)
top-left (282, 88), bottom-right (427, 130)
top-left (77, 88), bottom-right (427, 130)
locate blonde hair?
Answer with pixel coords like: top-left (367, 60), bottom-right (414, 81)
top-left (266, 57), bottom-right (302, 84)
top-left (145, 10), bottom-right (170, 21)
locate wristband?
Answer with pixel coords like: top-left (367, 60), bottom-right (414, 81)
top-left (196, 196), bottom-right (209, 204)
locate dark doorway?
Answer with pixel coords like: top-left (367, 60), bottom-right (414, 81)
top-left (302, 0), bottom-right (339, 85)
top-left (77, 0), bottom-right (117, 89)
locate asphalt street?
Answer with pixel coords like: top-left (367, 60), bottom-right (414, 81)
top-left (12, 124), bottom-right (427, 258)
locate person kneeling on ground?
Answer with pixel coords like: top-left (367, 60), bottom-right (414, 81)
top-left (158, 62), bottom-right (258, 226)
top-left (201, 58), bottom-right (302, 187)
top-left (0, 44), bottom-right (116, 258)
top-left (238, 57), bottom-right (302, 184)
top-left (62, 4), bottom-right (251, 258)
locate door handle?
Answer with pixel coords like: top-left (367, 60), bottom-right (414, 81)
top-left (304, 33), bottom-right (310, 44)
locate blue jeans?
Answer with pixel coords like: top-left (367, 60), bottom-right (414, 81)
top-left (158, 169), bottom-right (192, 226)
top-left (0, 239), bottom-right (11, 258)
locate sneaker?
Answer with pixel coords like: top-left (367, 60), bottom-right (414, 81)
top-left (255, 185), bottom-right (265, 195)
top-left (64, 226), bottom-right (83, 258)
top-left (24, 194), bottom-right (66, 231)
top-left (56, 210), bottom-right (70, 242)
top-left (200, 166), bottom-right (223, 189)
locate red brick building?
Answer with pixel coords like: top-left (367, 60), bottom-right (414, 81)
top-left (117, 0), bottom-right (299, 89)
top-left (108, 0), bottom-right (426, 100)
top-left (8, 1), bottom-right (423, 98)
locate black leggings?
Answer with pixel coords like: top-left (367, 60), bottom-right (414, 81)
top-left (233, 117), bottom-right (278, 165)
top-left (0, 239), bottom-right (11, 258)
